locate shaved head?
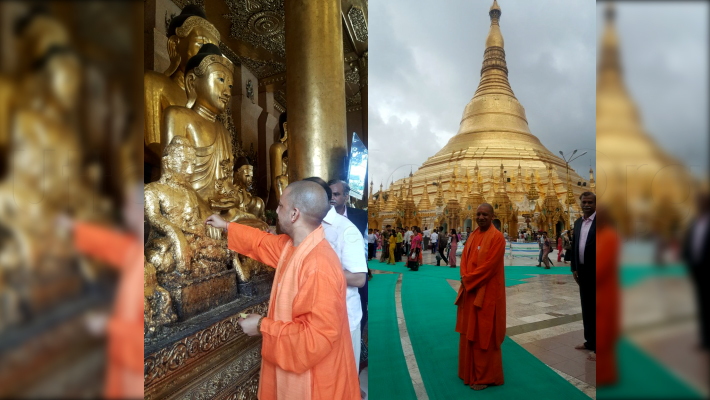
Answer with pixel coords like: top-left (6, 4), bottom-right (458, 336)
top-left (478, 203), bottom-right (494, 214)
top-left (283, 180), bottom-right (330, 226)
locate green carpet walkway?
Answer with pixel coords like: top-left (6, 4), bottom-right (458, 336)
top-left (597, 338), bottom-right (703, 399)
top-left (368, 260), bottom-right (572, 287)
top-left (368, 273), bottom-right (417, 400)
top-left (398, 272), bottom-right (590, 400)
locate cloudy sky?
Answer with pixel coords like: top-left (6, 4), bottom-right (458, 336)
top-left (368, 0), bottom-right (708, 192)
top-left (598, 2), bottom-right (708, 178)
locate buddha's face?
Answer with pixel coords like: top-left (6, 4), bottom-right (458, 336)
top-left (177, 24), bottom-right (219, 70)
top-left (237, 165), bottom-right (253, 187)
top-left (46, 54), bottom-right (81, 111)
top-left (193, 62), bottom-right (233, 114)
top-left (165, 144), bottom-right (196, 182)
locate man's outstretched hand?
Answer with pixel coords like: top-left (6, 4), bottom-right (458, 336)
top-left (238, 314), bottom-right (262, 337)
top-left (205, 214), bottom-right (229, 231)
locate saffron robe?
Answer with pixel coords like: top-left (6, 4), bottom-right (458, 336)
top-left (596, 226), bottom-right (620, 385)
top-left (227, 223), bottom-right (360, 400)
top-left (455, 225), bottom-right (506, 386)
top-left (73, 223), bottom-right (144, 399)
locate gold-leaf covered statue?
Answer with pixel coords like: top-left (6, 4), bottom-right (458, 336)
top-left (144, 5), bottom-right (219, 175)
top-left (144, 136), bottom-right (228, 277)
top-left (144, 259), bottom-right (177, 335)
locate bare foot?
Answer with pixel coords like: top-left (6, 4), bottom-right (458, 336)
top-left (587, 352), bottom-right (596, 361)
top-left (574, 343), bottom-right (587, 350)
top-left (471, 384), bottom-right (488, 390)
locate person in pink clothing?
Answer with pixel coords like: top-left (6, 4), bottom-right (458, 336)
top-left (449, 229), bottom-right (460, 268)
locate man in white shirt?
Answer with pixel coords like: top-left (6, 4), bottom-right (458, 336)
top-left (367, 229), bottom-right (376, 260)
top-left (305, 178), bottom-right (368, 372)
top-left (423, 226), bottom-right (431, 251)
top-left (430, 230), bottom-right (438, 254)
top-left (403, 227), bottom-right (413, 257)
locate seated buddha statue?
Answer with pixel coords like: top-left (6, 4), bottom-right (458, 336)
top-left (144, 5), bottom-right (220, 179)
top-left (145, 136), bottom-right (266, 284)
top-left (144, 136), bottom-right (228, 277)
top-left (233, 157), bottom-right (265, 220)
top-left (161, 43), bottom-right (238, 208)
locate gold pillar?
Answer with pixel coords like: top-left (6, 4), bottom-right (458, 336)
top-left (285, 0), bottom-right (347, 182)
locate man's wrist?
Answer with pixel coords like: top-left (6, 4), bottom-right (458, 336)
top-left (257, 316), bottom-right (265, 332)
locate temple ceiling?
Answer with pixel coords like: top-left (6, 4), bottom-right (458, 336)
top-left (170, 0), bottom-right (367, 112)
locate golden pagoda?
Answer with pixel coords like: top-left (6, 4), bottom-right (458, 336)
top-left (383, 0), bottom-right (587, 235)
top-left (596, 3), bottom-right (693, 237)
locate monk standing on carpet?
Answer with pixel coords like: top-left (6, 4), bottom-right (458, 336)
top-left (455, 203), bottom-right (506, 390)
top-left (205, 181), bottom-right (360, 400)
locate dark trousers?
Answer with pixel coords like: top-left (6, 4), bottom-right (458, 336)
top-left (431, 242), bottom-right (437, 254)
top-left (367, 243), bottom-right (375, 260)
top-left (578, 266), bottom-right (596, 351)
top-left (423, 238), bottom-right (430, 251)
top-left (438, 248), bottom-right (449, 264)
top-left (538, 248), bottom-right (543, 264)
top-left (395, 243), bottom-right (403, 261)
top-left (358, 279), bottom-right (368, 335)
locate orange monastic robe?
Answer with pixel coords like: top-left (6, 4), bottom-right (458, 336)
top-left (73, 223), bottom-right (144, 399)
top-left (227, 223), bottom-right (360, 400)
top-left (455, 225), bottom-right (506, 386)
top-left (596, 225), bottom-right (620, 385)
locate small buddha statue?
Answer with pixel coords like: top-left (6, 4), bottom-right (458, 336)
top-left (234, 156), bottom-right (266, 220)
top-left (144, 259), bottom-right (177, 336)
top-left (267, 113), bottom-right (288, 210)
top-left (144, 5), bottom-right (220, 179)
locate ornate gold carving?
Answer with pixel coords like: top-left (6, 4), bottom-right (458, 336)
top-left (348, 6), bottom-right (368, 42)
top-left (345, 69), bottom-right (360, 85)
top-left (144, 301), bottom-right (269, 386)
top-left (224, 373), bottom-right (260, 400)
top-left (346, 91), bottom-right (362, 107)
top-left (184, 347), bottom-right (261, 400)
top-left (224, 0), bottom-right (286, 58)
top-left (176, 16), bottom-right (221, 42)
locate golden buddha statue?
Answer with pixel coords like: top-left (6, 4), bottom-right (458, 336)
top-left (234, 157), bottom-right (266, 220)
top-left (267, 113), bottom-right (289, 210)
top-left (144, 259), bottom-right (177, 336)
top-left (144, 5), bottom-right (220, 177)
top-left (161, 43), bottom-right (239, 209)
top-left (144, 136), bottom-right (228, 277)
top-left (1, 7), bottom-right (72, 178)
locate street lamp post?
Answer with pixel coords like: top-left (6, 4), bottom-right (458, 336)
top-left (559, 150), bottom-right (587, 230)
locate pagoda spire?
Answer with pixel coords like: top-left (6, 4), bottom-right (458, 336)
top-left (475, 0), bottom-right (515, 98)
top-left (418, 180), bottom-right (433, 210)
top-left (368, 180), bottom-right (373, 201)
top-left (377, 182), bottom-right (385, 207)
top-left (589, 165), bottom-right (596, 194)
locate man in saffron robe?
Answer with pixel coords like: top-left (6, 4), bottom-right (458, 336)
top-left (596, 205), bottom-right (620, 383)
top-left (205, 180), bottom-right (360, 400)
top-left (57, 184), bottom-right (145, 399)
top-left (455, 203), bottom-right (506, 390)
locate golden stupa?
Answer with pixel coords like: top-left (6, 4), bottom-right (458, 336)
top-left (596, 3), bottom-right (694, 237)
top-left (371, 0), bottom-right (589, 234)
